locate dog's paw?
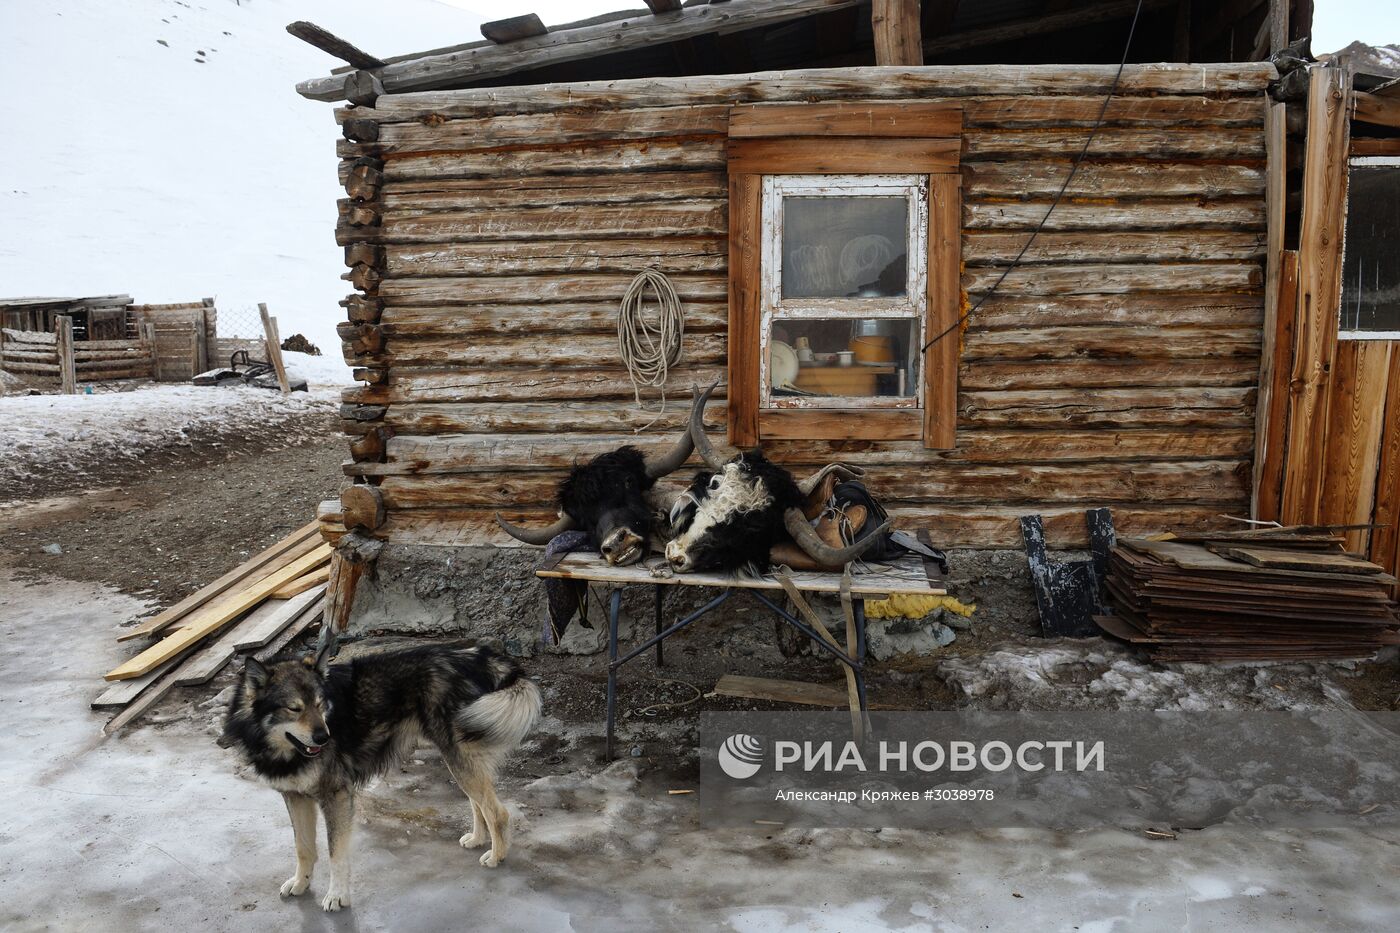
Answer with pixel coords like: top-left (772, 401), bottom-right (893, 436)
top-left (459, 831), bottom-right (488, 849)
top-left (321, 887), bottom-right (351, 912)
top-left (279, 875), bottom-right (310, 897)
top-left (479, 850), bottom-right (501, 868)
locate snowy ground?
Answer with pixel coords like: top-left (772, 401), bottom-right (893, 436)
top-left (0, 351), bottom-right (347, 491)
top-left (2, 566), bottom-right (1399, 932)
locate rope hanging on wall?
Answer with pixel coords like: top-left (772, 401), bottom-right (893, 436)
top-left (618, 268), bottom-right (685, 431)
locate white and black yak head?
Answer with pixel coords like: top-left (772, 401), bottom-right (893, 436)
top-left (665, 382), bottom-right (891, 574)
top-left (494, 419), bottom-right (694, 566)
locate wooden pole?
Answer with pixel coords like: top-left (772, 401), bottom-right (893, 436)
top-left (873, 0), bottom-right (924, 66)
top-left (56, 315), bottom-right (77, 394)
top-left (1251, 99), bottom-right (1287, 518)
top-left (259, 303), bottom-right (292, 394)
top-left (189, 320), bottom-right (200, 378)
top-left (142, 322), bottom-right (160, 381)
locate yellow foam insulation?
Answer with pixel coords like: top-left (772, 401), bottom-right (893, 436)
top-left (864, 594), bottom-right (976, 620)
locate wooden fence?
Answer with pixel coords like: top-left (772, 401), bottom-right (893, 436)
top-left (129, 300), bottom-right (216, 381)
top-left (1, 320), bottom-right (158, 391)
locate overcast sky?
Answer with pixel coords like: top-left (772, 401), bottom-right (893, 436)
top-left (444, 0), bottom-right (1400, 54)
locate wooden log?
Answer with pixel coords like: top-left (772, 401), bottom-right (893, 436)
top-left (259, 304), bottom-right (291, 394)
top-left (346, 158), bottom-right (384, 200)
top-left (341, 483), bottom-right (386, 530)
top-left (872, 0), bottom-right (922, 65)
top-left (345, 69), bottom-right (384, 107)
top-left (963, 127), bottom-right (1263, 159)
top-left (373, 399), bottom-right (727, 435)
top-left (286, 21), bottom-right (385, 69)
top-left (1353, 91), bottom-right (1400, 130)
top-left (336, 322), bottom-right (386, 356)
top-left (104, 545), bottom-right (332, 680)
top-left (374, 105), bottom-right (730, 153)
top-left (349, 425), bottom-right (394, 462)
top-left (379, 140), bottom-right (725, 182)
top-left (342, 118), bottom-right (380, 142)
top-left (960, 358), bottom-right (1259, 391)
top-left (963, 161), bottom-right (1264, 199)
top-left (962, 263), bottom-right (1261, 296)
top-left (384, 240), bottom-right (728, 278)
top-left (375, 459), bottom-right (1249, 509)
top-left (965, 230), bottom-right (1264, 264)
top-left (727, 136), bottom-right (958, 175)
top-left (379, 302), bottom-right (726, 336)
top-left (361, 200), bottom-right (726, 244)
top-left (961, 325), bottom-right (1261, 361)
top-left (118, 523), bottom-right (323, 641)
top-left (480, 13), bottom-right (547, 43)
top-left (344, 367), bottom-right (726, 405)
top-left (56, 315), bottom-right (76, 394)
top-left (360, 332), bottom-right (725, 368)
top-left (959, 386), bottom-right (1255, 429)
top-left (379, 171), bottom-right (726, 210)
top-left (345, 428), bottom-right (1258, 477)
top-left (344, 243), bottom-right (385, 268)
top-left (969, 292), bottom-right (1262, 330)
top-left (312, 60), bottom-right (1276, 108)
top-left (728, 101), bottom-right (958, 137)
top-left (377, 273), bottom-right (726, 305)
top-left (325, 533), bottom-right (382, 633)
top-left (345, 264), bottom-right (382, 292)
top-left (963, 199), bottom-right (1265, 231)
top-left (643, 0), bottom-right (682, 11)
top-left (342, 294), bottom-right (385, 324)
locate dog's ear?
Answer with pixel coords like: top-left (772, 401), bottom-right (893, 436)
top-left (242, 657), bottom-right (270, 692)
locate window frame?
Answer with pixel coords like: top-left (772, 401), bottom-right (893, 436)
top-left (760, 173), bottom-right (929, 412)
top-left (1337, 155), bottom-right (1400, 341)
top-left (725, 101), bottom-right (963, 450)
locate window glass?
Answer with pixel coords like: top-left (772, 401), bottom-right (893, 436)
top-left (1341, 161), bottom-right (1400, 334)
top-left (781, 196), bottom-right (908, 299)
top-left (768, 318), bottom-right (919, 401)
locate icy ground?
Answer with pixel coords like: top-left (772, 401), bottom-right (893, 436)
top-left (0, 351), bottom-right (346, 489)
top-left (2, 566), bottom-right (1398, 932)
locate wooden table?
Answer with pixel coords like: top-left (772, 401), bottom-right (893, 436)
top-left (536, 553), bottom-right (947, 757)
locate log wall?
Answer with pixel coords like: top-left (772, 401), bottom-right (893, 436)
top-left (328, 64), bottom-right (1274, 548)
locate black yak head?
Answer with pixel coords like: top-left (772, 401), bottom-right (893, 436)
top-left (666, 382), bottom-right (891, 573)
top-left (494, 415), bottom-right (694, 566)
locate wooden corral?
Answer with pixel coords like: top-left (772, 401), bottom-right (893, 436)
top-left (294, 0), bottom-right (1318, 551)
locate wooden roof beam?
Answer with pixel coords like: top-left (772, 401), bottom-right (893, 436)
top-left (480, 14), bottom-right (548, 44)
top-left (296, 0), bottom-right (865, 102)
top-left (923, 0), bottom-right (1174, 58)
top-left (873, 0), bottom-right (923, 66)
top-left (644, 0), bottom-right (684, 12)
top-left (1354, 91), bottom-right (1400, 130)
top-left (285, 21), bottom-right (385, 70)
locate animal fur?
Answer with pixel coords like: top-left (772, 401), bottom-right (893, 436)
top-left (666, 451), bottom-right (805, 572)
top-left (559, 445), bottom-right (657, 564)
top-left (223, 642), bottom-right (541, 912)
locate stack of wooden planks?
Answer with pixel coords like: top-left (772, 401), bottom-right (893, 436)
top-left (97, 520), bottom-right (332, 733)
top-left (1098, 527), bottom-right (1400, 662)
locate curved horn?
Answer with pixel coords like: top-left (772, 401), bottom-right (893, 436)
top-left (797, 463), bottom-right (866, 496)
top-left (689, 380), bottom-right (739, 470)
top-left (784, 508), bottom-right (891, 568)
top-left (494, 512), bottom-right (576, 546)
top-left (644, 419), bottom-right (695, 480)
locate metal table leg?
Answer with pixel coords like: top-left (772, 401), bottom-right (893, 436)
top-left (653, 584), bottom-right (664, 667)
top-left (605, 588), bottom-right (622, 760)
top-left (852, 597), bottom-right (870, 728)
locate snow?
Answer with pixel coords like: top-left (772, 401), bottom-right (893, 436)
top-left (281, 349), bottom-right (352, 388)
top-left (0, 0), bottom-right (483, 356)
top-left (0, 381), bottom-right (337, 488)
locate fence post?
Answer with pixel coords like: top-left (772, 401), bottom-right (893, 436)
top-left (143, 322), bottom-right (161, 381)
top-left (259, 302), bottom-right (292, 394)
top-left (56, 315), bottom-right (77, 394)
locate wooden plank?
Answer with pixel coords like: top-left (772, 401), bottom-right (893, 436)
top-left (727, 136), bottom-right (959, 175)
top-left (1353, 92), bottom-right (1400, 130)
top-left (285, 21), bottom-right (385, 69)
top-left (1253, 250), bottom-right (1299, 523)
top-left (255, 597), bottom-right (326, 662)
top-left (1318, 340), bottom-right (1393, 554)
top-left (480, 14), bottom-right (547, 43)
top-left (712, 674), bottom-right (852, 707)
top-left (104, 545), bottom-right (332, 680)
top-left (760, 409), bottom-right (923, 441)
top-left (728, 101), bottom-right (957, 137)
top-left (118, 522), bottom-right (321, 641)
top-left (56, 315), bottom-right (76, 394)
top-left (344, 64), bottom-right (1278, 115)
top-left (728, 173), bottom-right (761, 447)
top-left (1211, 545), bottom-right (1385, 576)
top-left (229, 588), bottom-right (325, 651)
top-left (873, 0), bottom-right (923, 65)
top-left (1251, 100), bottom-right (1288, 520)
top-left (259, 304), bottom-right (291, 395)
top-left (1368, 353), bottom-right (1400, 585)
top-left (925, 173), bottom-right (960, 449)
top-left (270, 566), bottom-right (332, 599)
top-left (1281, 65), bottom-right (1351, 524)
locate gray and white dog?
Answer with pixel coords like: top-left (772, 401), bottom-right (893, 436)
top-left (222, 642), bottom-right (541, 911)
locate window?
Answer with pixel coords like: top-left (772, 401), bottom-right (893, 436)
top-left (725, 102), bottom-right (962, 449)
top-left (1339, 157), bottom-right (1400, 339)
top-left (762, 176), bottom-right (927, 411)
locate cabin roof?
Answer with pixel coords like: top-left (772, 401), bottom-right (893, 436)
top-left (295, 0), bottom-right (1306, 103)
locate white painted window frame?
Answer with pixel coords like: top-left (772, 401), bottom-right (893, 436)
top-left (759, 174), bottom-right (929, 411)
top-left (1337, 156), bottom-right (1400, 341)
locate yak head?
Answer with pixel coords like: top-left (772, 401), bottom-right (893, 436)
top-left (494, 419), bottom-right (694, 566)
top-left (664, 382), bottom-right (890, 573)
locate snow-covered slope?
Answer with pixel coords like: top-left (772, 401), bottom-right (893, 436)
top-left (0, 0), bottom-right (482, 359)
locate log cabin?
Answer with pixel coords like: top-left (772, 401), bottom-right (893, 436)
top-left (287, 1), bottom-right (1400, 630)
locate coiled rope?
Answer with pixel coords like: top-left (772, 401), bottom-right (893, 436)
top-left (618, 268), bottom-right (685, 430)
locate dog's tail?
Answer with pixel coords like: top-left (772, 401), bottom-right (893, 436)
top-left (458, 654), bottom-right (542, 752)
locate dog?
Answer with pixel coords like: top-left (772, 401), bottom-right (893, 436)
top-left (222, 642), bottom-right (541, 912)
